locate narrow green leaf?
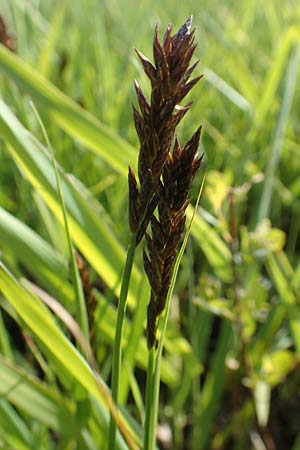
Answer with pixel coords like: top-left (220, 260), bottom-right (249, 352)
top-left (192, 320), bottom-right (232, 450)
top-left (30, 100), bottom-right (89, 341)
top-left (257, 46), bottom-right (300, 222)
top-left (250, 303), bottom-right (286, 359)
top-left (266, 254), bottom-right (300, 353)
top-left (204, 67), bottom-right (252, 112)
top-left (253, 27), bottom-right (300, 129)
top-left (37, 3), bottom-right (66, 78)
top-left (0, 310), bottom-right (13, 359)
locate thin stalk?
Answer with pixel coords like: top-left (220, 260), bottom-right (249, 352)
top-left (120, 276), bottom-right (149, 404)
top-left (147, 244), bottom-right (187, 450)
top-left (109, 232), bottom-right (136, 449)
top-left (30, 101), bottom-right (89, 340)
top-left (143, 347), bottom-right (155, 450)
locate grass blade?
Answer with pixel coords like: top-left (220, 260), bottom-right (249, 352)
top-left (30, 100), bottom-right (89, 340)
top-left (0, 43), bottom-right (135, 175)
top-left (266, 254), bottom-right (300, 354)
top-left (257, 46), bottom-right (300, 222)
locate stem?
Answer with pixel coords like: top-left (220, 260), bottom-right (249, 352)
top-left (30, 101), bottom-right (89, 339)
top-left (144, 347), bottom-right (155, 450)
top-left (149, 300), bottom-right (173, 450)
top-left (146, 293), bottom-right (174, 450)
top-left (108, 232), bottom-right (136, 449)
top-left (145, 253), bottom-right (183, 450)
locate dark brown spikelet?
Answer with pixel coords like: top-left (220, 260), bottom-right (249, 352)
top-left (0, 15), bottom-right (16, 52)
top-left (129, 16), bottom-right (203, 246)
top-left (76, 253), bottom-right (97, 349)
top-left (145, 127), bottom-right (203, 348)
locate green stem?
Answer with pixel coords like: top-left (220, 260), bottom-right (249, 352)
top-left (149, 353), bottom-right (160, 450)
top-left (149, 306), bottom-right (171, 450)
top-left (145, 297), bottom-right (173, 450)
top-left (144, 346), bottom-right (155, 450)
top-left (108, 232), bottom-right (136, 449)
top-left (30, 101), bottom-right (89, 339)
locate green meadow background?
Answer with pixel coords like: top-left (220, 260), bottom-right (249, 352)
top-left (0, 0), bottom-right (299, 449)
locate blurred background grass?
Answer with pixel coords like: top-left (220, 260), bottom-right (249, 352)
top-left (0, 0), bottom-right (300, 449)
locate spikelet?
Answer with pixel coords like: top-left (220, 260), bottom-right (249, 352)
top-left (145, 129), bottom-right (203, 348)
top-left (129, 17), bottom-right (203, 246)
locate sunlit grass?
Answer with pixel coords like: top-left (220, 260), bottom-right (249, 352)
top-left (0, 0), bottom-right (299, 449)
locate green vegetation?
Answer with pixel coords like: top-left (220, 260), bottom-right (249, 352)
top-left (0, 1), bottom-right (299, 449)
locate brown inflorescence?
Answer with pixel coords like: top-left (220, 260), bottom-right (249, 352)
top-left (0, 15), bottom-right (16, 52)
top-left (144, 128), bottom-right (203, 348)
top-left (130, 17), bottom-right (204, 348)
top-left (129, 16), bottom-right (203, 246)
top-left (75, 253), bottom-right (97, 349)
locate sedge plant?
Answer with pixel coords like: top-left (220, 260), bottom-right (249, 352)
top-left (1, 3), bottom-right (300, 449)
top-left (109, 16), bottom-right (203, 450)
